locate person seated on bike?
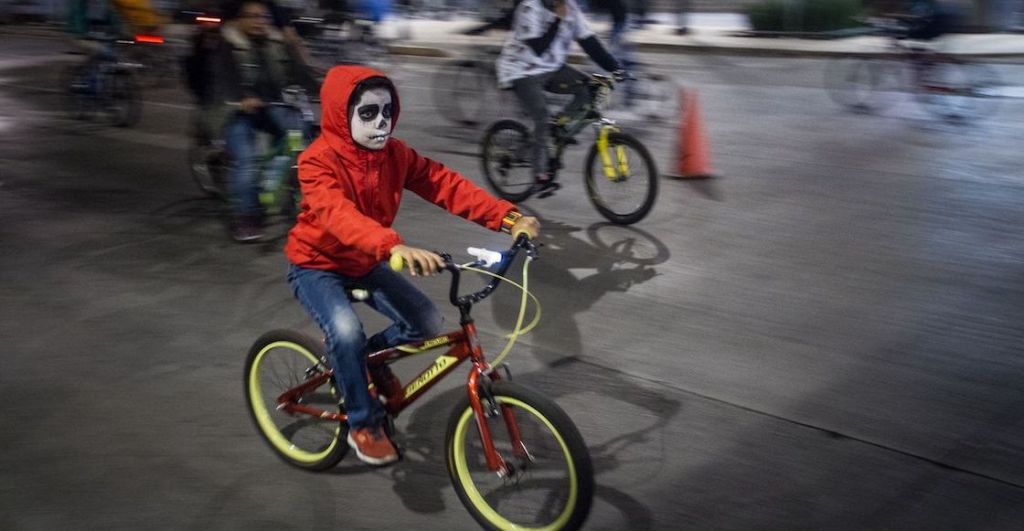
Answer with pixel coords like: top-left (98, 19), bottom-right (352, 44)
top-left (66, 0), bottom-right (123, 55)
top-left (221, 0), bottom-right (316, 69)
top-left (496, 0), bottom-right (623, 196)
top-left (284, 65), bottom-right (541, 466)
top-left (871, 0), bottom-right (963, 41)
top-left (905, 0), bottom-right (963, 40)
top-left (205, 0), bottom-right (310, 242)
top-left (463, 0), bottom-right (521, 35)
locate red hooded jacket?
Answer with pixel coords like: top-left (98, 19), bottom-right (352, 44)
top-left (284, 66), bottom-right (517, 276)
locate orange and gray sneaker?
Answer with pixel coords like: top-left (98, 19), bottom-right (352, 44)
top-left (347, 426), bottom-right (399, 466)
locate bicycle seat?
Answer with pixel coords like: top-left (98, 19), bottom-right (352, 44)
top-left (347, 285), bottom-right (371, 302)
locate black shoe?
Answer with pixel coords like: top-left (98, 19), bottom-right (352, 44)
top-left (231, 215), bottom-right (264, 243)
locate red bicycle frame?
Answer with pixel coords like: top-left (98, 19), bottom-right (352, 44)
top-left (275, 320), bottom-right (523, 475)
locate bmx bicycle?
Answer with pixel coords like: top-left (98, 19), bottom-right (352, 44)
top-left (244, 234), bottom-right (595, 530)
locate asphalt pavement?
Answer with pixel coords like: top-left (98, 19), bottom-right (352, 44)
top-left (2, 27), bottom-right (1024, 531)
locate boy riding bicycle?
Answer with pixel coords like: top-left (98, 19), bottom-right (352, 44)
top-left (496, 0), bottom-right (624, 197)
top-left (284, 65), bottom-right (540, 466)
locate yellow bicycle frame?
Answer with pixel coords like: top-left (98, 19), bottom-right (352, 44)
top-left (596, 124), bottom-right (630, 182)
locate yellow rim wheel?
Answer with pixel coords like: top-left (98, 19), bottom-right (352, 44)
top-left (247, 340), bottom-right (341, 465)
top-left (450, 396), bottom-right (579, 530)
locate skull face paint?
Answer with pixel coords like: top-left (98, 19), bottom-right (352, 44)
top-left (350, 87), bottom-right (393, 150)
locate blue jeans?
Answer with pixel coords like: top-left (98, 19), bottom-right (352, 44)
top-left (287, 263), bottom-right (444, 429)
top-left (224, 106), bottom-right (302, 219)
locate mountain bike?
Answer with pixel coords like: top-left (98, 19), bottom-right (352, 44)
top-left (188, 86), bottom-right (317, 218)
top-left (612, 63), bottom-right (674, 122)
top-left (244, 234), bottom-right (595, 530)
top-left (481, 73), bottom-right (658, 225)
top-left (431, 50), bottom-right (673, 128)
top-left (431, 49), bottom-right (502, 127)
top-left (294, 14), bottom-right (394, 75)
top-left (61, 33), bottom-right (143, 127)
top-left (825, 16), bottom-right (1003, 122)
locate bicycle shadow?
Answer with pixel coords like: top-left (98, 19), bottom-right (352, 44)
top-left (147, 195), bottom-right (297, 254)
top-left (669, 174), bottom-right (724, 202)
top-left (373, 353), bottom-right (681, 527)
top-left (362, 215), bottom-right (679, 526)
top-left (489, 215), bottom-right (670, 366)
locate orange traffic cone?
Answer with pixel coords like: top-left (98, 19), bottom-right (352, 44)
top-left (667, 89), bottom-right (715, 180)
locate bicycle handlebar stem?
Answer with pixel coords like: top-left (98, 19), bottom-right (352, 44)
top-left (444, 235), bottom-right (536, 323)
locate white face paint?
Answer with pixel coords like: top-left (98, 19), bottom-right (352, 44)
top-left (350, 87), bottom-right (393, 150)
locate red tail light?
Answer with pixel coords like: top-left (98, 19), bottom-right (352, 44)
top-left (135, 34), bottom-right (165, 44)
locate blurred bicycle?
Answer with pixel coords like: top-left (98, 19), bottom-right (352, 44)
top-left (292, 14), bottom-right (394, 74)
top-left (189, 86), bottom-right (318, 220)
top-left (61, 32), bottom-right (143, 127)
top-left (825, 16), bottom-right (1004, 122)
top-left (481, 73), bottom-right (659, 225)
top-left (430, 46), bottom-right (673, 128)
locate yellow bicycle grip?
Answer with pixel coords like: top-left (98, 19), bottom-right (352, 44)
top-left (389, 253), bottom-right (405, 272)
top-left (513, 228), bottom-right (533, 241)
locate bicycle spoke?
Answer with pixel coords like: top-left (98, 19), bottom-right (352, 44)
top-left (447, 382), bottom-right (593, 531)
top-left (586, 132), bottom-right (658, 225)
top-left (246, 334), bottom-right (346, 469)
top-left (461, 402), bottom-right (573, 527)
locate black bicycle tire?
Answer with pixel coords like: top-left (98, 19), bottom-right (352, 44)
top-left (480, 119), bottom-right (536, 203)
top-left (824, 57), bottom-right (904, 113)
top-left (244, 329), bottom-right (348, 471)
top-left (584, 131), bottom-right (658, 225)
top-left (432, 59), bottom-right (492, 127)
top-left (914, 58), bottom-right (1002, 122)
top-left (60, 63), bottom-right (91, 121)
top-left (614, 71), bottom-right (674, 121)
top-left (107, 71), bottom-right (142, 128)
top-left (445, 380), bottom-right (594, 531)
top-left (188, 139), bottom-right (227, 199)
top-left (279, 163), bottom-right (302, 220)
top-left (963, 61), bottom-right (1004, 120)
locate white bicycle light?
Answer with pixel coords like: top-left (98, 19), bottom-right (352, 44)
top-left (467, 247), bottom-right (503, 267)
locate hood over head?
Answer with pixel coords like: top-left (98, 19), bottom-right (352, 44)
top-left (319, 66), bottom-right (401, 160)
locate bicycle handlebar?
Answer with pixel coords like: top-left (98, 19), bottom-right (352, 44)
top-left (390, 233), bottom-right (538, 309)
top-left (224, 86), bottom-right (316, 121)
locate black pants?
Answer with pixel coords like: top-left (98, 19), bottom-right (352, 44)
top-left (511, 65), bottom-right (590, 177)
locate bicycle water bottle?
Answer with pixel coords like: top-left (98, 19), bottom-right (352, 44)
top-left (287, 129), bottom-right (304, 152)
top-left (260, 154), bottom-right (291, 208)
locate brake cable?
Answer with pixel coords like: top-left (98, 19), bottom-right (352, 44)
top-left (459, 255), bottom-right (541, 368)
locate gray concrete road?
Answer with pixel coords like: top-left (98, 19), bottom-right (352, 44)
top-left (2, 31), bottom-right (1024, 530)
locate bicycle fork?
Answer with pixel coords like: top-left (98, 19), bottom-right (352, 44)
top-left (595, 122), bottom-right (630, 182)
top-left (467, 368), bottom-right (530, 478)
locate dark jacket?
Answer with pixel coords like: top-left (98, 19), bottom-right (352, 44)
top-left (202, 23), bottom-right (303, 138)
